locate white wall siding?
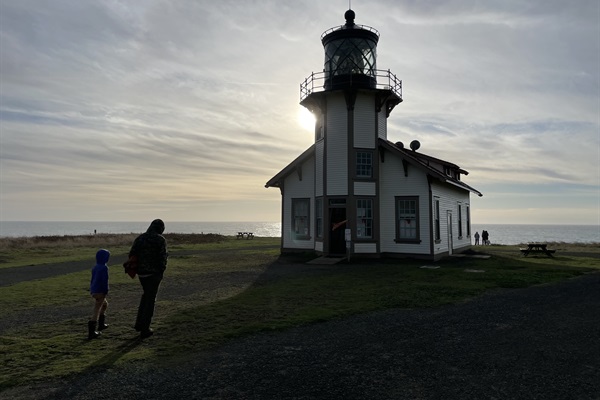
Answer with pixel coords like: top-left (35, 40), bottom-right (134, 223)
top-left (354, 243), bottom-right (377, 254)
top-left (377, 109), bottom-right (387, 140)
top-left (379, 155), bottom-right (431, 254)
top-left (315, 140), bottom-right (324, 197)
top-left (282, 156), bottom-right (315, 250)
top-left (354, 181), bottom-right (376, 196)
top-left (354, 94), bottom-right (375, 149)
top-left (326, 94), bottom-right (348, 195)
top-left (431, 182), bottom-right (471, 255)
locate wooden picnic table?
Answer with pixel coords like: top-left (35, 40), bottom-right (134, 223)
top-left (520, 243), bottom-right (556, 257)
top-left (236, 232), bottom-right (254, 240)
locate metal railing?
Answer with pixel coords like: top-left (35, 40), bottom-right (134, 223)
top-left (320, 24), bottom-right (380, 40)
top-left (300, 69), bottom-right (402, 102)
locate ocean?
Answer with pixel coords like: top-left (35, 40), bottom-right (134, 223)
top-left (0, 221), bottom-right (598, 245)
top-left (0, 221), bottom-right (282, 239)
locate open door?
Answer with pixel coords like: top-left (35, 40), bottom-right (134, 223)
top-left (329, 207), bottom-right (347, 255)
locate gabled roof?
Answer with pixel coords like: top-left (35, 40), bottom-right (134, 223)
top-left (379, 138), bottom-right (482, 197)
top-left (265, 144), bottom-right (315, 188)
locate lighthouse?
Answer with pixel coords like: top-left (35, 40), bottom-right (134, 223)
top-left (267, 9), bottom-right (481, 260)
top-left (298, 9), bottom-right (402, 254)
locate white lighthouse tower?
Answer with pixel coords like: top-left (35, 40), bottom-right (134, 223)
top-left (298, 9), bottom-right (402, 254)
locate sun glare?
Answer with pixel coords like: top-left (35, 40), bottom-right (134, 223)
top-left (298, 108), bottom-right (316, 132)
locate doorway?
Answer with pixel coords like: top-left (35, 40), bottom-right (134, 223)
top-left (329, 207), bottom-right (347, 255)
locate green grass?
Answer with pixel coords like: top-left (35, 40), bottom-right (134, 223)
top-left (1, 237), bottom-right (599, 390)
top-left (0, 233), bottom-right (231, 268)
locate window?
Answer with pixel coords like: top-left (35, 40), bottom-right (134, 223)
top-left (466, 205), bottom-right (471, 236)
top-left (356, 151), bottom-right (372, 178)
top-left (458, 203), bottom-right (463, 238)
top-left (315, 198), bottom-right (323, 239)
top-left (292, 198), bottom-right (310, 239)
top-left (396, 197), bottom-right (420, 242)
top-left (434, 198), bottom-right (441, 242)
top-left (356, 199), bottom-right (373, 238)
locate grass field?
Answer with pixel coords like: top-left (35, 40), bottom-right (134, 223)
top-left (0, 235), bottom-right (598, 390)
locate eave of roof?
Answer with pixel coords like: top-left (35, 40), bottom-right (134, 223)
top-left (265, 144), bottom-right (315, 188)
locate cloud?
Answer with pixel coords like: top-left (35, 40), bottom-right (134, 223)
top-left (1, 0), bottom-right (598, 224)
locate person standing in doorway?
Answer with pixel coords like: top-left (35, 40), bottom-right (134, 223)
top-left (474, 231), bottom-right (480, 245)
top-left (129, 219), bottom-right (168, 339)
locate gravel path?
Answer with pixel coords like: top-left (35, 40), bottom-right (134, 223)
top-left (4, 271), bottom-right (599, 400)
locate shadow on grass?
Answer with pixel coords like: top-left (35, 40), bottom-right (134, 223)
top-left (158, 249), bottom-right (600, 357)
top-left (0, 334), bottom-right (142, 391)
top-left (156, 253), bottom-right (484, 355)
top-left (84, 336), bottom-right (143, 371)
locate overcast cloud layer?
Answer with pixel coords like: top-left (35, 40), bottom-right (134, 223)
top-left (1, 0), bottom-right (598, 224)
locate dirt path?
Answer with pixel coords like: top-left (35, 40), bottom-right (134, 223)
top-left (0, 246), bottom-right (278, 335)
top-left (0, 245), bottom-right (278, 287)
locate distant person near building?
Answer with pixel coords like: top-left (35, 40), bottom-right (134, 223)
top-left (474, 231), bottom-right (480, 245)
top-left (88, 249), bottom-right (110, 339)
top-left (128, 219), bottom-right (168, 339)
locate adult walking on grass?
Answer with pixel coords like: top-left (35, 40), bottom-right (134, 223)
top-left (129, 219), bottom-right (168, 339)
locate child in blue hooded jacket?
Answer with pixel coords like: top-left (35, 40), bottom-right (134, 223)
top-left (88, 249), bottom-right (110, 339)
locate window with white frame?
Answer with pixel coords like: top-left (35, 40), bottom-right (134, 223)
top-left (434, 197), bottom-right (441, 241)
top-left (466, 205), bottom-right (471, 236)
top-left (292, 198), bottom-right (310, 239)
top-left (315, 197), bottom-right (323, 239)
top-left (356, 199), bottom-right (373, 238)
top-left (356, 151), bottom-right (373, 178)
top-left (396, 196), bottom-right (420, 242)
top-left (458, 203), bottom-right (463, 238)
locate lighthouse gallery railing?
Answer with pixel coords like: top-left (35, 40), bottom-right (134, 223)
top-left (300, 69), bottom-right (402, 102)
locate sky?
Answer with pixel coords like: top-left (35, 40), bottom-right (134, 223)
top-left (1, 0), bottom-right (598, 225)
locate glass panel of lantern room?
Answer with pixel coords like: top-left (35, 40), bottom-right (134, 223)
top-left (324, 37), bottom-right (377, 79)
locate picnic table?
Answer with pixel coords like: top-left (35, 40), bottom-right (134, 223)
top-left (520, 243), bottom-right (556, 257)
top-left (236, 232), bottom-right (254, 240)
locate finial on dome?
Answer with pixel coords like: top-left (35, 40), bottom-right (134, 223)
top-left (344, 9), bottom-right (355, 27)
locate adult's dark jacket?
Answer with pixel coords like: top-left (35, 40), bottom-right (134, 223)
top-left (129, 219), bottom-right (168, 276)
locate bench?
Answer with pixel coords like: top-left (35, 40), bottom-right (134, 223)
top-left (236, 232), bottom-right (254, 240)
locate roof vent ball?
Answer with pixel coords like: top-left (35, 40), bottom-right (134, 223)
top-left (410, 140), bottom-right (421, 151)
top-left (395, 141), bottom-right (404, 149)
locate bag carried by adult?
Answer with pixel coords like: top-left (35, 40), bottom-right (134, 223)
top-left (123, 255), bottom-right (138, 278)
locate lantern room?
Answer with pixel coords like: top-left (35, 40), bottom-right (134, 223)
top-left (322, 9), bottom-right (379, 90)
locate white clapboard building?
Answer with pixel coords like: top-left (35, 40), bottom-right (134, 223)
top-left (266, 9), bottom-right (482, 260)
